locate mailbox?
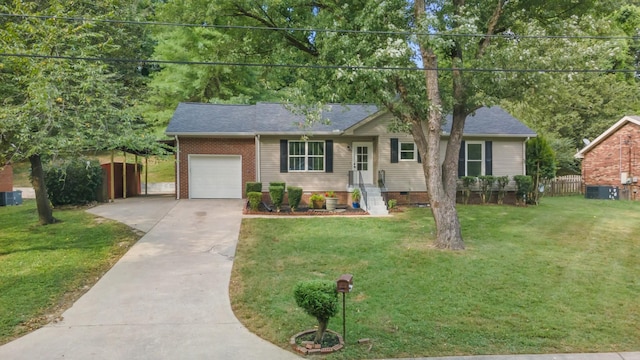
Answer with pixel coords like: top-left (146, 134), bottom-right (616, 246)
top-left (336, 274), bottom-right (353, 293)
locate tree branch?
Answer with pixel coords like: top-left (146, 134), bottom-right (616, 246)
top-left (477, 0), bottom-right (507, 58)
top-left (231, 4), bottom-right (319, 57)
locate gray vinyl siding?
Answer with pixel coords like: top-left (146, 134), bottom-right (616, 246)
top-left (378, 132), bottom-right (427, 192)
top-left (491, 140), bottom-right (526, 176)
top-left (352, 113), bottom-right (426, 191)
top-left (259, 114), bottom-right (527, 192)
top-left (259, 136), bottom-right (362, 192)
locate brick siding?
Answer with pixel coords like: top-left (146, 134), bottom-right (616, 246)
top-left (0, 164), bottom-right (13, 192)
top-left (177, 137), bottom-right (256, 199)
top-left (582, 122), bottom-right (640, 199)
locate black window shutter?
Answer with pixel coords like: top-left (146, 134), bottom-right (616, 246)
top-left (417, 147), bottom-right (422, 163)
top-left (280, 140), bottom-right (288, 173)
top-left (485, 141), bottom-right (493, 175)
top-left (325, 140), bottom-right (333, 173)
top-left (458, 140), bottom-right (466, 177)
top-left (391, 138), bottom-right (399, 163)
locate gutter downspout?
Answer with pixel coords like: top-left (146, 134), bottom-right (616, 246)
top-left (255, 135), bottom-right (261, 183)
top-left (175, 135), bottom-right (180, 200)
top-left (523, 137), bottom-right (530, 175)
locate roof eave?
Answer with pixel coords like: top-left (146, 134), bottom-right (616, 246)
top-left (441, 133), bottom-right (537, 138)
top-left (573, 115), bottom-right (640, 158)
top-left (167, 132), bottom-right (255, 137)
top-left (256, 131), bottom-right (344, 136)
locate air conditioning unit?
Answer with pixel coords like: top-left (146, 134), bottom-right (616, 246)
top-left (585, 186), bottom-right (619, 200)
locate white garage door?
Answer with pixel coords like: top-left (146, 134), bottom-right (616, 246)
top-left (189, 155), bottom-right (242, 199)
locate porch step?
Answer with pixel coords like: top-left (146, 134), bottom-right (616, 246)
top-left (361, 185), bottom-right (388, 215)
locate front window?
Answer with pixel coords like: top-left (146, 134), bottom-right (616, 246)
top-left (466, 142), bottom-right (483, 176)
top-left (289, 140), bottom-right (325, 171)
top-left (400, 142), bottom-right (416, 161)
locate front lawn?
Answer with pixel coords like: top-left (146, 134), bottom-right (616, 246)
top-left (231, 196), bottom-right (640, 359)
top-left (0, 201), bottom-right (140, 344)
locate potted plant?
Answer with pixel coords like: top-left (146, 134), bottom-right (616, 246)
top-left (351, 188), bottom-right (361, 208)
top-left (324, 191), bottom-right (338, 211)
top-left (309, 193), bottom-right (324, 209)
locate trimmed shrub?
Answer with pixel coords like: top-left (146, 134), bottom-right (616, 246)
top-left (478, 175), bottom-right (495, 204)
top-left (269, 185), bottom-right (285, 212)
top-left (460, 176), bottom-right (477, 205)
top-left (45, 158), bottom-right (103, 206)
top-left (496, 176), bottom-right (510, 205)
top-left (293, 279), bottom-right (338, 344)
top-left (514, 175), bottom-right (533, 206)
top-left (245, 182), bottom-right (262, 195)
top-left (287, 186), bottom-right (303, 211)
top-left (247, 192), bottom-right (262, 211)
top-left (269, 182), bottom-right (286, 191)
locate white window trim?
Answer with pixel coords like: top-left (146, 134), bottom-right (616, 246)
top-left (465, 141), bottom-right (485, 176)
top-left (399, 141), bottom-right (417, 162)
top-left (288, 140), bottom-right (326, 172)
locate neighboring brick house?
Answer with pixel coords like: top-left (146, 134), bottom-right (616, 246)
top-left (166, 102), bottom-right (536, 213)
top-left (0, 163), bottom-right (13, 192)
top-left (575, 115), bottom-right (640, 200)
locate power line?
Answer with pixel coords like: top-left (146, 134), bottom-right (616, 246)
top-left (0, 13), bottom-right (637, 41)
top-left (1, 52), bottom-right (638, 74)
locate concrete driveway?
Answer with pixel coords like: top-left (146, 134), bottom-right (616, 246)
top-left (0, 196), bottom-right (300, 360)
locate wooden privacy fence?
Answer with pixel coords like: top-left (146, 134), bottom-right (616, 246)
top-left (543, 175), bottom-right (583, 196)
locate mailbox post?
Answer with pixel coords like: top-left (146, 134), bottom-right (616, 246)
top-left (336, 274), bottom-right (353, 343)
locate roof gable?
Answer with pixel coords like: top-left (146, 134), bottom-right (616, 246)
top-left (442, 106), bottom-right (536, 137)
top-left (166, 102), bottom-right (535, 138)
top-left (575, 115), bottom-right (640, 158)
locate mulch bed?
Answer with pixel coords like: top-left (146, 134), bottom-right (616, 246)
top-left (243, 202), bottom-right (369, 216)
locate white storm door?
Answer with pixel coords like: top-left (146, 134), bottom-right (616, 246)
top-left (189, 155), bottom-right (242, 199)
top-left (352, 142), bottom-right (373, 185)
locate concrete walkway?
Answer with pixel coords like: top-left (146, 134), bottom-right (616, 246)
top-left (0, 196), bottom-right (299, 360)
top-left (1, 196), bottom-right (638, 360)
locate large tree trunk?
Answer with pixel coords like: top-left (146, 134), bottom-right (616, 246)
top-left (414, 0), bottom-right (465, 250)
top-left (29, 154), bottom-right (56, 225)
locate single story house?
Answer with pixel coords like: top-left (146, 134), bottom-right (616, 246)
top-left (165, 103), bottom-right (536, 212)
top-left (575, 115), bottom-right (640, 200)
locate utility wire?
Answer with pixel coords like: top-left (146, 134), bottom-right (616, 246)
top-left (1, 52), bottom-right (638, 74)
top-left (0, 13), bottom-right (637, 41)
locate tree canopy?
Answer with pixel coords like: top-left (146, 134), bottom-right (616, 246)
top-left (0, 0), bottom-right (161, 224)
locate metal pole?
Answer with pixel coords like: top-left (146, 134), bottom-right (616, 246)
top-left (342, 292), bottom-right (346, 344)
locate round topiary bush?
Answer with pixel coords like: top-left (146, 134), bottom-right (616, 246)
top-left (293, 279), bottom-right (338, 344)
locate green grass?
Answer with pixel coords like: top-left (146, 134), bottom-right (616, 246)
top-left (12, 155), bottom-right (175, 187)
top-left (231, 196), bottom-right (640, 359)
top-left (0, 201), bottom-right (140, 344)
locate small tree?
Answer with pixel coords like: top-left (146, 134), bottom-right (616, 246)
top-left (293, 279), bottom-right (338, 344)
top-left (526, 136), bottom-right (557, 205)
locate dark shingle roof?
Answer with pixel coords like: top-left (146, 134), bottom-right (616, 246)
top-left (166, 103), bottom-right (379, 135)
top-left (166, 102), bottom-right (535, 137)
top-left (442, 106), bottom-right (536, 136)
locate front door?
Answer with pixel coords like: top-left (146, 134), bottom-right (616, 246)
top-left (352, 142), bottom-right (373, 184)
